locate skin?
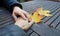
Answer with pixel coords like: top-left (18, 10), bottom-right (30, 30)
top-left (15, 17), bottom-right (34, 30)
top-left (12, 6), bottom-right (34, 30)
top-left (12, 6), bottom-right (30, 21)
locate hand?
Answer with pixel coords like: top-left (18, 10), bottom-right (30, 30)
top-left (15, 17), bottom-right (34, 30)
top-left (12, 6), bottom-right (30, 22)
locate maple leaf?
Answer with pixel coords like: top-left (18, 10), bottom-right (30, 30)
top-left (30, 8), bottom-right (52, 23)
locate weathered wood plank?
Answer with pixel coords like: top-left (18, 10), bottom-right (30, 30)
top-left (30, 32), bottom-right (38, 36)
top-left (51, 16), bottom-right (60, 28)
top-left (22, 1), bottom-right (59, 13)
top-left (44, 10), bottom-right (60, 25)
top-left (0, 20), bottom-right (14, 28)
top-left (0, 16), bottom-right (12, 22)
top-left (0, 17), bottom-right (13, 25)
top-left (42, 2), bottom-right (57, 10)
top-left (42, 7), bottom-right (60, 23)
top-left (31, 24), bottom-right (60, 36)
top-left (56, 23), bottom-right (60, 30)
top-left (27, 29), bottom-right (33, 35)
top-left (41, 3), bottom-right (59, 20)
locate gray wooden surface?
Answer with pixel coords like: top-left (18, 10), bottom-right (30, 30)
top-left (0, 1), bottom-right (60, 36)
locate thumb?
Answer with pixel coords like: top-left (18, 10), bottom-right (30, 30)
top-left (29, 20), bottom-right (34, 25)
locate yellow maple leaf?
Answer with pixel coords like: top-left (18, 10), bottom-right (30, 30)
top-left (30, 11), bottom-right (43, 23)
top-left (30, 8), bottom-right (52, 23)
top-left (38, 8), bottom-right (52, 16)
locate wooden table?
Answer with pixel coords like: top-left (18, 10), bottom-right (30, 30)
top-left (0, 1), bottom-right (60, 36)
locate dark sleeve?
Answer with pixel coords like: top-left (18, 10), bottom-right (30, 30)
top-left (3, 0), bottom-right (22, 13)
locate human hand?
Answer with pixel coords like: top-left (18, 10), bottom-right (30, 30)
top-left (12, 6), bottom-right (30, 22)
top-left (15, 17), bottom-right (34, 30)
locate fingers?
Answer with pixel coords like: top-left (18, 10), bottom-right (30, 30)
top-left (15, 11), bottom-right (27, 20)
top-left (21, 10), bottom-right (31, 20)
top-left (18, 12), bottom-right (27, 20)
top-left (29, 20), bottom-right (34, 25)
top-left (13, 7), bottom-right (30, 21)
top-left (12, 13), bottom-right (17, 21)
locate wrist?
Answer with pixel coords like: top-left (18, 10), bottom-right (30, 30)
top-left (13, 6), bottom-right (22, 10)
